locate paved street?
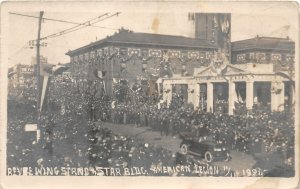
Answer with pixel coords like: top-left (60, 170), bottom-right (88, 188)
top-left (99, 122), bottom-right (257, 174)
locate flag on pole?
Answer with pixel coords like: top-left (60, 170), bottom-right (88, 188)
top-left (39, 63), bottom-right (70, 111)
top-left (39, 63), bottom-right (52, 111)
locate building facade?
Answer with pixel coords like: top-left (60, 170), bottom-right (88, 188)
top-left (162, 37), bottom-right (295, 114)
top-left (8, 64), bottom-right (35, 89)
top-left (8, 56), bottom-right (49, 101)
top-left (65, 13), bottom-right (295, 114)
top-left (66, 29), bottom-right (218, 97)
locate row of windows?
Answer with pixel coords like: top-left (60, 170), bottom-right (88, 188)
top-left (71, 48), bottom-right (214, 63)
top-left (236, 53), bottom-right (293, 62)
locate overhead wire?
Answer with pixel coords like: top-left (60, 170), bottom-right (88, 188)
top-left (8, 12), bottom-right (121, 64)
top-left (9, 12), bottom-right (119, 31)
top-left (40, 13), bottom-right (110, 40)
top-left (40, 12), bottom-right (121, 40)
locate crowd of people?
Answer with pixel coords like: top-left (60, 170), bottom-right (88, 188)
top-left (101, 92), bottom-right (295, 170)
top-left (8, 75), bottom-right (226, 176)
top-left (7, 72), bottom-right (295, 176)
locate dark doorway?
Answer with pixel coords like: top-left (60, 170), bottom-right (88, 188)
top-left (213, 83), bottom-right (228, 113)
top-left (254, 82), bottom-right (271, 109)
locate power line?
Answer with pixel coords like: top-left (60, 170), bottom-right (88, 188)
top-left (9, 12), bottom-right (121, 64)
top-left (40, 12), bottom-right (121, 40)
top-left (9, 12), bottom-right (119, 31)
top-left (54, 13), bottom-right (121, 38)
top-left (40, 13), bottom-right (110, 40)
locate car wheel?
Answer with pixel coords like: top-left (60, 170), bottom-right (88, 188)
top-left (204, 151), bottom-right (213, 163)
top-left (180, 144), bottom-right (189, 155)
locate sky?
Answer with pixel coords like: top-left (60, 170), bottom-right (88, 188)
top-left (5, 1), bottom-right (298, 67)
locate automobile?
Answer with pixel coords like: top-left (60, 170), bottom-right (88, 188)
top-left (179, 132), bottom-right (230, 163)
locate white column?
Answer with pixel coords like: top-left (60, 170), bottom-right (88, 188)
top-left (290, 82), bottom-right (295, 106)
top-left (228, 81), bottom-right (237, 115)
top-left (163, 83), bottom-right (172, 107)
top-left (271, 81), bottom-right (285, 111)
top-left (167, 84), bottom-right (173, 107)
top-left (188, 84), bottom-right (196, 105)
top-left (156, 78), bottom-right (162, 96)
top-left (194, 84), bottom-right (200, 110)
top-left (162, 83), bottom-right (167, 102)
top-left (207, 82), bottom-right (214, 112)
top-left (246, 81), bottom-right (254, 110)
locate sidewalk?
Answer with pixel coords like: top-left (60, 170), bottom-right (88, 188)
top-left (99, 122), bottom-right (257, 173)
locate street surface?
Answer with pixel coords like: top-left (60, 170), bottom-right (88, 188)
top-left (99, 122), bottom-right (257, 174)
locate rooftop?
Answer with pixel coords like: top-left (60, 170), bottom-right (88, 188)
top-left (232, 36), bottom-right (295, 52)
top-left (66, 29), bottom-right (217, 56)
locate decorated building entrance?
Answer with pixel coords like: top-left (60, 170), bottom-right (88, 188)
top-left (162, 63), bottom-right (294, 115)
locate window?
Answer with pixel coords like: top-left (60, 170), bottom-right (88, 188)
top-left (110, 47), bottom-right (119, 56)
top-left (256, 53), bottom-right (266, 60)
top-left (97, 49), bottom-right (103, 57)
top-left (103, 48), bottom-right (109, 56)
top-left (90, 51), bottom-right (95, 59)
top-left (199, 52), bottom-right (206, 59)
top-left (286, 54), bottom-right (294, 62)
top-left (141, 49), bottom-right (149, 58)
top-left (169, 50), bottom-right (180, 58)
top-left (237, 54), bottom-right (246, 61)
top-left (188, 51), bottom-right (199, 59)
top-left (206, 52), bottom-right (212, 59)
top-left (128, 48), bottom-right (140, 56)
top-left (271, 53), bottom-right (281, 61)
top-left (149, 49), bottom-right (162, 57)
top-left (79, 55), bottom-right (84, 61)
top-left (119, 48), bottom-right (127, 56)
top-left (84, 53), bottom-right (89, 60)
top-left (249, 53), bottom-right (255, 60)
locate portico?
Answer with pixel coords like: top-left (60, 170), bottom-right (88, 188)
top-left (162, 63), bottom-right (294, 114)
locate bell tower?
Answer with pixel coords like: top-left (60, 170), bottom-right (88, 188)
top-left (189, 13), bottom-right (231, 63)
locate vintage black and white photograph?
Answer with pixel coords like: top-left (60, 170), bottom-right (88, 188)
top-left (0, 1), bottom-right (299, 188)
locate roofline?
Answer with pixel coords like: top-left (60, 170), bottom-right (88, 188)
top-left (232, 47), bottom-right (295, 52)
top-left (66, 41), bottom-right (217, 56)
top-left (232, 36), bottom-right (294, 43)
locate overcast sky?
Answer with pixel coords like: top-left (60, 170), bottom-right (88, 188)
top-left (5, 1), bottom-right (298, 67)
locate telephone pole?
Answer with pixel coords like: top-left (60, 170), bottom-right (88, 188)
top-left (36, 11), bottom-right (44, 126)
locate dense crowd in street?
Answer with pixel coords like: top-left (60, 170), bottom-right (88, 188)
top-left (103, 92), bottom-right (295, 169)
top-left (7, 76), bottom-right (223, 176)
top-left (7, 74), bottom-right (295, 176)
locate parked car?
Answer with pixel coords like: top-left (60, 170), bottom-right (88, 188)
top-left (179, 132), bottom-right (230, 163)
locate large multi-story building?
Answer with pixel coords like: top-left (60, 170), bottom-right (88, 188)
top-left (66, 13), bottom-right (295, 114)
top-left (8, 56), bottom-right (49, 101)
top-left (162, 36), bottom-right (295, 114)
top-left (66, 13), bottom-right (230, 97)
top-left (66, 29), bottom-right (219, 96)
top-left (8, 64), bottom-right (35, 89)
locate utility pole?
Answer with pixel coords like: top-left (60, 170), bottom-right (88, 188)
top-left (36, 11), bottom-right (44, 128)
